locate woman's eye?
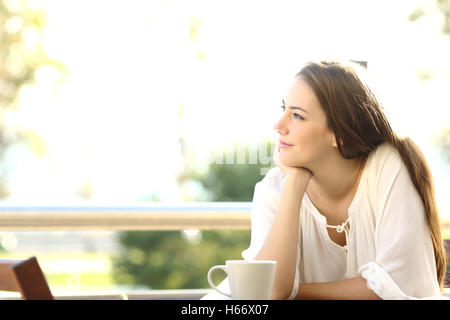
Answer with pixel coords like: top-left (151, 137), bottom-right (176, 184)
top-left (294, 113), bottom-right (304, 120)
top-left (281, 106), bottom-right (304, 120)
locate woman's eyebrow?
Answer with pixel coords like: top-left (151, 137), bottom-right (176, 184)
top-left (282, 99), bottom-right (309, 114)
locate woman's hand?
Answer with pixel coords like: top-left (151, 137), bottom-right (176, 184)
top-left (273, 142), bottom-right (313, 183)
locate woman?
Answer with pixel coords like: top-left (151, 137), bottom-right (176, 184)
top-left (205, 60), bottom-right (447, 300)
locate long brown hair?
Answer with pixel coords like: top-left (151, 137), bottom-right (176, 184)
top-left (296, 60), bottom-right (447, 290)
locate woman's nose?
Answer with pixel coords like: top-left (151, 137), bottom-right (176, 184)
top-left (273, 116), bottom-right (287, 135)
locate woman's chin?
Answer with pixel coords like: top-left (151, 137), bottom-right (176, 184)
top-left (281, 159), bottom-right (303, 168)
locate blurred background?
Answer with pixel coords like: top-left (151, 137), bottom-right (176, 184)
top-left (0, 0), bottom-right (449, 294)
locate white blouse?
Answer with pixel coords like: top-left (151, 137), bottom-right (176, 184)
top-left (203, 141), bottom-right (447, 300)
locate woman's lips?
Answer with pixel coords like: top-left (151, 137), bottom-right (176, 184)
top-left (279, 140), bottom-right (293, 148)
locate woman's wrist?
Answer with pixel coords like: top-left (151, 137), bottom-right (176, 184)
top-left (285, 172), bottom-right (311, 190)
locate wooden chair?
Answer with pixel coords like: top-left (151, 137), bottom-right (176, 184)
top-left (0, 256), bottom-right (53, 300)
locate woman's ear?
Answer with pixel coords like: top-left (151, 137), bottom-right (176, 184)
top-left (332, 136), bottom-right (337, 148)
top-left (332, 135), bottom-right (342, 149)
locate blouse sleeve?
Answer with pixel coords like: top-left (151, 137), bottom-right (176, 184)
top-left (357, 150), bottom-right (444, 299)
top-left (241, 179), bottom-right (278, 260)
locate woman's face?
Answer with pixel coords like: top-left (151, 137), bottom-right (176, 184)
top-left (274, 77), bottom-right (336, 168)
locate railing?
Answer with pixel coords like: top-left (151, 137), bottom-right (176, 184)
top-left (0, 203), bottom-right (252, 231)
top-left (0, 202), bottom-right (449, 299)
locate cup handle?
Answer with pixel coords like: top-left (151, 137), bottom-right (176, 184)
top-left (207, 265), bottom-right (232, 298)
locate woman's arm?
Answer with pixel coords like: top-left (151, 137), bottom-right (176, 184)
top-left (296, 276), bottom-right (382, 300)
top-left (255, 173), bottom-right (309, 300)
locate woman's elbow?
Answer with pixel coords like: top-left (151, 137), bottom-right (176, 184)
top-left (271, 286), bottom-right (293, 300)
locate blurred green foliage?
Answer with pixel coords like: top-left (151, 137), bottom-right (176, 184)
top-left (188, 140), bottom-right (275, 201)
top-left (409, 0), bottom-right (450, 35)
top-left (0, 1), bottom-right (67, 198)
top-left (112, 140), bottom-right (275, 289)
top-left (113, 230), bottom-right (251, 289)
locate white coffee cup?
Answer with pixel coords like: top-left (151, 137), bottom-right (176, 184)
top-left (207, 260), bottom-right (277, 300)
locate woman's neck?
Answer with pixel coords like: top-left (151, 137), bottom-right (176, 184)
top-left (307, 154), bottom-right (367, 203)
